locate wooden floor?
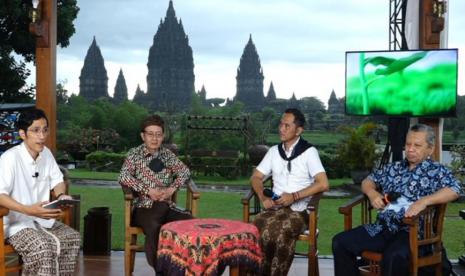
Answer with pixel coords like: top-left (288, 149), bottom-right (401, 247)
top-left (76, 251), bottom-right (154, 276)
top-left (6, 251), bottom-right (154, 276)
top-left (76, 251), bottom-right (336, 276)
top-left (68, 253), bottom-right (465, 276)
top-left (7, 251), bottom-right (465, 276)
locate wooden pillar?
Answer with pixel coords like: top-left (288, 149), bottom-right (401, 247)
top-left (418, 0), bottom-right (445, 161)
top-left (31, 0), bottom-right (57, 153)
top-left (419, 0), bottom-right (445, 49)
top-left (417, 118), bottom-right (442, 161)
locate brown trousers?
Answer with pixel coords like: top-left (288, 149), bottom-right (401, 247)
top-left (133, 201), bottom-right (193, 271)
top-left (253, 207), bottom-right (308, 276)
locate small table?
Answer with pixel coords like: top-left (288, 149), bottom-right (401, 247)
top-left (157, 218), bottom-right (262, 276)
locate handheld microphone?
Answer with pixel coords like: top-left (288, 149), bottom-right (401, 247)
top-left (32, 172), bottom-right (39, 178)
top-left (382, 192), bottom-right (400, 205)
top-left (263, 188), bottom-right (281, 201)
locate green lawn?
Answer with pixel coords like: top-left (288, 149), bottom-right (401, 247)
top-left (267, 131), bottom-right (346, 146)
top-left (69, 185), bottom-right (465, 258)
top-left (69, 169), bottom-right (119, 180)
top-left (68, 169), bottom-right (351, 188)
top-left (68, 170), bottom-right (254, 185)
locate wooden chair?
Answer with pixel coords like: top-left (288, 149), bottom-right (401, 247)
top-left (241, 178), bottom-right (323, 276)
top-left (0, 206), bottom-right (21, 275)
top-left (338, 194), bottom-right (447, 276)
top-left (122, 178), bottom-right (200, 276)
top-left (0, 167), bottom-right (73, 276)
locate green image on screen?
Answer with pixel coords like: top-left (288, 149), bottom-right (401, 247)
top-left (345, 49), bottom-right (458, 117)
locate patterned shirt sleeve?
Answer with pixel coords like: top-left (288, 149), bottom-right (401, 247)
top-left (437, 165), bottom-right (462, 195)
top-left (367, 162), bottom-right (393, 191)
top-left (118, 148), bottom-right (150, 195)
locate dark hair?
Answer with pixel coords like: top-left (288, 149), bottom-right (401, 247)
top-left (409, 123), bottom-right (435, 147)
top-left (284, 108), bottom-right (305, 128)
top-left (140, 114), bottom-right (165, 133)
top-left (17, 108), bottom-right (48, 132)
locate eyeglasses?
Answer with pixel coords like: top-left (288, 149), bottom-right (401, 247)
top-left (27, 127), bottom-right (49, 136)
top-left (144, 131), bottom-right (163, 139)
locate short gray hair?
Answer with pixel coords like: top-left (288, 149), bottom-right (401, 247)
top-left (409, 124), bottom-right (435, 147)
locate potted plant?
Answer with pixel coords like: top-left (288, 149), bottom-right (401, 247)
top-left (336, 122), bottom-right (380, 184)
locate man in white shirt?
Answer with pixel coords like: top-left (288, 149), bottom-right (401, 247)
top-left (250, 108), bottom-right (329, 276)
top-left (0, 108), bottom-right (80, 275)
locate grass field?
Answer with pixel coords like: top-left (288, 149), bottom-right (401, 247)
top-left (68, 169), bottom-right (351, 188)
top-left (70, 185), bottom-right (465, 259)
top-left (266, 131), bottom-right (346, 146)
top-left (69, 169), bottom-right (119, 181)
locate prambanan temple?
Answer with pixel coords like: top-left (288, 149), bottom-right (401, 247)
top-left (79, 0), bottom-right (344, 114)
top-left (144, 1), bottom-right (194, 112)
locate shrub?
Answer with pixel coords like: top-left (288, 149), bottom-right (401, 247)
top-left (319, 150), bottom-right (348, 179)
top-left (188, 156), bottom-right (240, 179)
top-left (449, 145), bottom-right (465, 185)
top-left (336, 122), bottom-right (380, 171)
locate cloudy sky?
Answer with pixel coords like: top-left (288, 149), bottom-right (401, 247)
top-left (33, 0), bottom-right (465, 105)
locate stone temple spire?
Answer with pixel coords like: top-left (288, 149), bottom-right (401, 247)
top-left (328, 89), bottom-right (337, 103)
top-left (198, 84), bottom-right (207, 105)
top-left (290, 92), bottom-right (297, 101)
top-left (146, 0), bottom-right (194, 112)
top-left (266, 81), bottom-right (276, 101)
top-left (133, 84), bottom-right (146, 104)
top-left (328, 89), bottom-right (343, 114)
top-left (79, 36), bottom-right (109, 101)
top-left (166, 0), bottom-right (176, 21)
top-left (113, 68), bottom-right (128, 104)
top-left (235, 34), bottom-right (264, 111)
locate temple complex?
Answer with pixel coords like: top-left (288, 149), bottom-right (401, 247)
top-left (77, 1), bottom-right (340, 114)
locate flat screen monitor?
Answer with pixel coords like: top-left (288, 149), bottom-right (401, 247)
top-left (345, 49), bottom-right (458, 117)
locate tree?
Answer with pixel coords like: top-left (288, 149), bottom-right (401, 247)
top-left (0, 0), bottom-right (79, 101)
top-left (245, 107), bottom-right (277, 145)
top-left (336, 122), bottom-right (380, 172)
top-left (300, 96), bottom-right (326, 114)
top-left (0, 49), bottom-right (34, 102)
top-left (452, 126), bottom-right (460, 141)
top-left (58, 95), bottom-right (93, 128)
top-left (445, 95), bottom-right (465, 132)
top-left (181, 101), bottom-right (246, 152)
top-left (56, 81), bottom-right (69, 104)
top-left (111, 101), bottom-right (149, 149)
top-left (189, 91), bottom-right (208, 115)
top-left (57, 95), bottom-right (150, 153)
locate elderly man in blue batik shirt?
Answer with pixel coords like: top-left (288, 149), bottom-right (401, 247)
top-left (332, 123), bottom-right (462, 276)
